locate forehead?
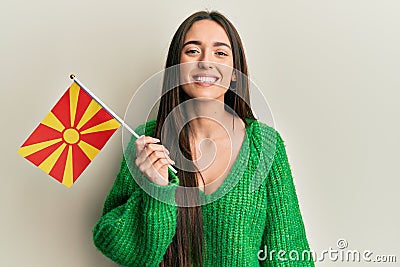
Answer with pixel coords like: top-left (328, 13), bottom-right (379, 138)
top-left (184, 19), bottom-right (231, 45)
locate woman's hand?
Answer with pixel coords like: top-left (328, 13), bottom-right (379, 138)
top-left (135, 135), bottom-right (175, 186)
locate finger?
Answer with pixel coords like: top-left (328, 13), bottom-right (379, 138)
top-left (137, 149), bottom-right (174, 174)
top-left (136, 135), bottom-right (160, 149)
top-left (148, 150), bottom-right (175, 165)
top-left (143, 136), bottom-right (161, 146)
top-left (135, 135), bottom-right (145, 156)
top-left (153, 158), bottom-right (174, 172)
top-left (136, 144), bottom-right (170, 166)
top-left (139, 156), bottom-right (169, 181)
top-left (145, 143), bottom-right (170, 154)
top-left (135, 135), bottom-right (160, 156)
top-left (137, 140), bottom-right (170, 161)
top-left (137, 149), bottom-right (173, 168)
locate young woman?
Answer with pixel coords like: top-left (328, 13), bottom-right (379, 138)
top-left (93, 10), bottom-right (314, 267)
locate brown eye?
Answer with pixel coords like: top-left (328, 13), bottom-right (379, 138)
top-left (185, 49), bottom-right (199, 54)
top-left (216, 51), bottom-right (228, 56)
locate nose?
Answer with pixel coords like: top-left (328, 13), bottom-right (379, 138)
top-left (197, 52), bottom-right (214, 69)
top-left (198, 60), bottom-right (214, 69)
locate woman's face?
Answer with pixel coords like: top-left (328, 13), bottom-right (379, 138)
top-left (179, 19), bottom-right (235, 102)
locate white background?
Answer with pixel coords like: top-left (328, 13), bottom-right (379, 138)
top-left (1, 0), bottom-right (399, 266)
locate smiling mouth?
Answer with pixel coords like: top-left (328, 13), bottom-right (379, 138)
top-left (192, 75), bottom-right (219, 86)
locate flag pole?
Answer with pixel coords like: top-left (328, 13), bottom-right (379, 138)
top-left (69, 74), bottom-right (177, 174)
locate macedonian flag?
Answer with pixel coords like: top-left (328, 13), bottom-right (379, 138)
top-left (18, 82), bottom-right (121, 187)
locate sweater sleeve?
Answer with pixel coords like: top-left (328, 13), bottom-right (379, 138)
top-left (92, 132), bottom-right (179, 266)
top-left (259, 131), bottom-right (314, 267)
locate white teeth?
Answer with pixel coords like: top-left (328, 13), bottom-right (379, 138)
top-left (195, 76), bottom-right (217, 83)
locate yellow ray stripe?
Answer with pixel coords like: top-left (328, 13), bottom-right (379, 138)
top-left (38, 143), bottom-right (67, 174)
top-left (70, 83), bottom-right (80, 127)
top-left (76, 100), bottom-right (101, 130)
top-left (80, 119), bottom-right (120, 135)
top-left (18, 138), bottom-right (63, 157)
top-left (62, 146), bottom-right (73, 188)
top-left (41, 112), bottom-right (65, 132)
top-left (77, 140), bottom-right (100, 161)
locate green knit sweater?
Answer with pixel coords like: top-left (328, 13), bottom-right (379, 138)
top-left (92, 118), bottom-right (314, 266)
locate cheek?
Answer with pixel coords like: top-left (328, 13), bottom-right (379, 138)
top-left (218, 65), bottom-right (235, 89)
top-left (180, 53), bottom-right (193, 64)
top-left (179, 62), bottom-right (193, 85)
top-left (219, 76), bottom-right (232, 89)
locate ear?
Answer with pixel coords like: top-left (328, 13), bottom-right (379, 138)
top-left (231, 70), bottom-right (237, 82)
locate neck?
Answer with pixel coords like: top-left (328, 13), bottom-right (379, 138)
top-left (183, 98), bottom-right (240, 140)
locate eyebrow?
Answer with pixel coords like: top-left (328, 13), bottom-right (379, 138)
top-left (183, 40), bottom-right (232, 50)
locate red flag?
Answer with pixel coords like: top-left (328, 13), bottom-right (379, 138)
top-left (18, 82), bottom-right (121, 187)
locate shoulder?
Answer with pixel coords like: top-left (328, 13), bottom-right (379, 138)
top-left (245, 118), bottom-right (289, 165)
top-left (133, 119), bottom-right (157, 136)
top-left (245, 118), bottom-right (279, 146)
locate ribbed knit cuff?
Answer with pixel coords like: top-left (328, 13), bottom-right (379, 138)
top-left (132, 167), bottom-right (180, 207)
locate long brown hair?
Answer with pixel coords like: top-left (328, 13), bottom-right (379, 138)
top-left (155, 10), bottom-right (256, 266)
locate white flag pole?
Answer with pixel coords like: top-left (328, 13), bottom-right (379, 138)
top-left (69, 74), bottom-right (177, 174)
